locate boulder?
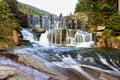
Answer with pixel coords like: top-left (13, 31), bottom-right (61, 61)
top-left (32, 28), bottom-right (46, 34)
top-left (97, 26), bottom-right (105, 31)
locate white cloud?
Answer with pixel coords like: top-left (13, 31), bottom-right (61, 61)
top-left (17, 0), bottom-right (78, 16)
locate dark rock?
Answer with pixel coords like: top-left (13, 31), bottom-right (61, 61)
top-left (32, 28), bottom-right (46, 34)
top-left (18, 39), bottom-right (30, 45)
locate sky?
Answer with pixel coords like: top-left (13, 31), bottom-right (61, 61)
top-left (17, 0), bottom-right (78, 16)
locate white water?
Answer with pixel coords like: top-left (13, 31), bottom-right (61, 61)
top-left (21, 29), bottom-right (34, 42)
top-left (97, 54), bottom-right (119, 71)
top-left (39, 31), bottom-right (49, 46)
top-left (52, 55), bottom-right (96, 80)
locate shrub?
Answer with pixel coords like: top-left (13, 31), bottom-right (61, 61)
top-left (106, 13), bottom-right (120, 31)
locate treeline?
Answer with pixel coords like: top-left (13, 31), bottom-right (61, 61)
top-left (75, 0), bottom-right (120, 31)
top-left (17, 2), bottom-right (52, 15)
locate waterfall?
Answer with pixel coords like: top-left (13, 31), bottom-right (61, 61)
top-left (18, 14), bottom-right (120, 80)
top-left (39, 31), bottom-right (49, 46)
top-left (22, 15), bottom-right (94, 48)
top-left (27, 15), bottom-right (41, 28)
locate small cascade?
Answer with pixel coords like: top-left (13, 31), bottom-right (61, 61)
top-left (39, 31), bottom-right (49, 45)
top-left (21, 29), bottom-right (34, 42)
top-left (66, 30), bottom-right (94, 47)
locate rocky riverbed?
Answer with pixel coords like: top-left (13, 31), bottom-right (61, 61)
top-left (0, 47), bottom-right (120, 80)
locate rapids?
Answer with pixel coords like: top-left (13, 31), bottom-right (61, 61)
top-left (17, 15), bottom-right (120, 80)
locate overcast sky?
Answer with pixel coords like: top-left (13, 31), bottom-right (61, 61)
top-left (17, 0), bottom-right (78, 16)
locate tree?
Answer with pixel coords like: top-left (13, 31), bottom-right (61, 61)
top-left (75, 0), bottom-right (118, 25)
top-left (0, 1), bottom-right (20, 46)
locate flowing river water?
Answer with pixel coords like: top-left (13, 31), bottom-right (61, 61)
top-left (15, 15), bottom-right (120, 80)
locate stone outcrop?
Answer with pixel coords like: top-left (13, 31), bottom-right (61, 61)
top-left (0, 65), bottom-right (34, 80)
top-left (107, 38), bottom-right (120, 49)
top-left (8, 30), bottom-right (19, 45)
top-left (81, 66), bottom-right (120, 80)
top-left (0, 51), bottom-right (68, 80)
top-left (95, 37), bottom-right (106, 48)
top-left (57, 68), bottom-right (89, 80)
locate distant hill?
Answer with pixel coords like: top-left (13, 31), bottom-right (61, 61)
top-left (17, 2), bottom-right (53, 15)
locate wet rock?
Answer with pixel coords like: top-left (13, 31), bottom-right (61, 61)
top-left (18, 39), bottom-right (30, 45)
top-left (0, 52), bottom-right (68, 80)
top-left (16, 54), bottom-right (68, 80)
top-left (57, 68), bottom-right (89, 80)
top-left (81, 66), bottom-right (120, 80)
top-left (32, 28), bottom-right (46, 34)
top-left (0, 65), bottom-right (33, 80)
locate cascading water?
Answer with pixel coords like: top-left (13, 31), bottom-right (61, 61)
top-left (15, 45), bottom-right (120, 80)
top-left (23, 15), bottom-right (94, 47)
top-left (19, 15), bottom-right (120, 80)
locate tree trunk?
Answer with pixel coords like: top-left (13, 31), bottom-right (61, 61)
top-left (118, 0), bottom-right (120, 14)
